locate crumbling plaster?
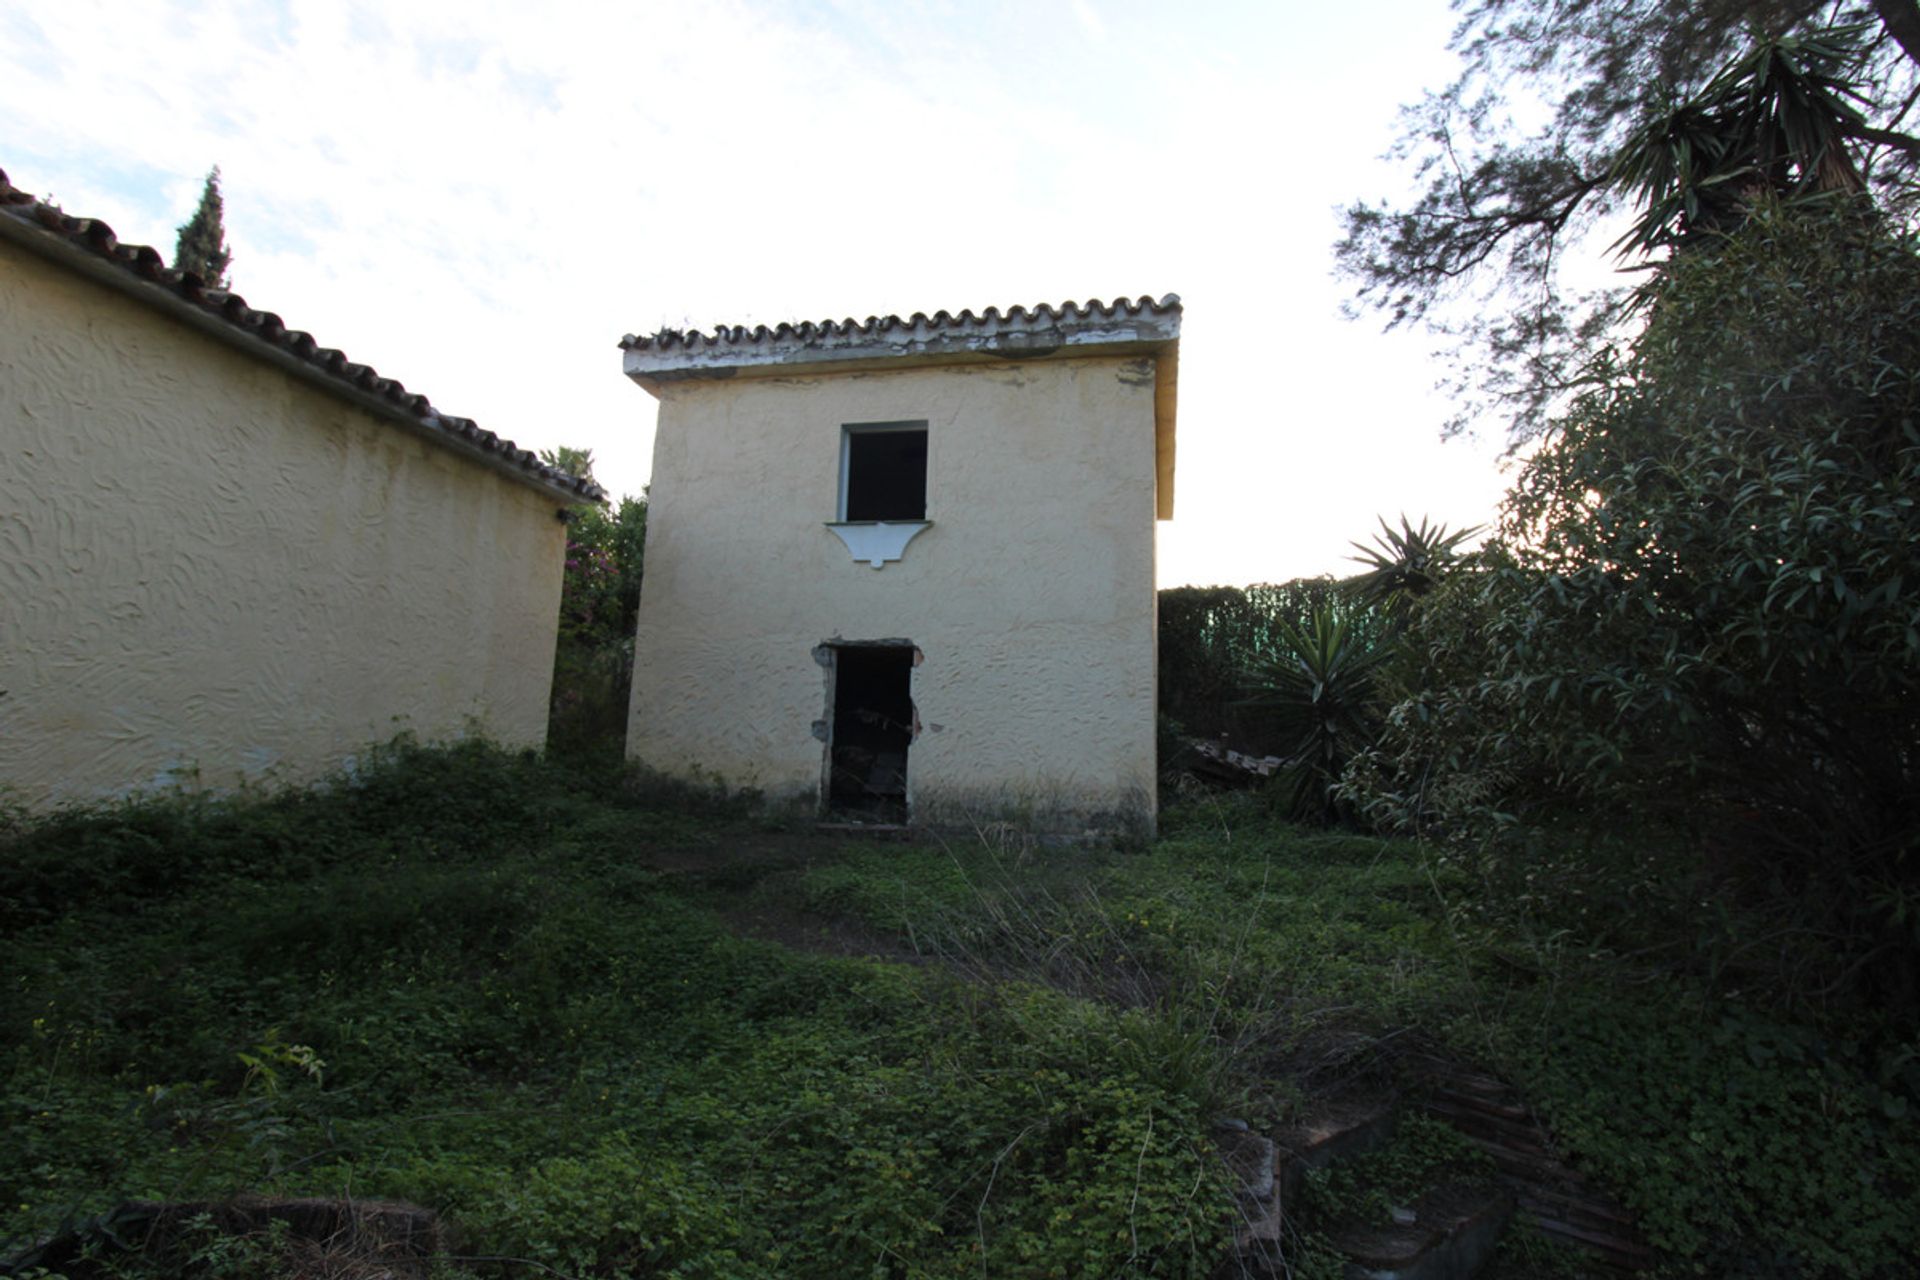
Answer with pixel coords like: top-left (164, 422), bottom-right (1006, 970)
top-left (0, 240), bottom-right (567, 809)
top-left (626, 355), bottom-right (1158, 832)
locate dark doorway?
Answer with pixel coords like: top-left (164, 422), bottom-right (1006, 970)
top-left (827, 645), bottom-right (914, 820)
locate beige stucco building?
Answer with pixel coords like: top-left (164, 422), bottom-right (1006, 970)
top-left (621, 295), bottom-right (1180, 835)
top-left (0, 169), bottom-right (599, 811)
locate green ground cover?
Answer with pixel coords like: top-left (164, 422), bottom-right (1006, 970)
top-left (3, 745), bottom-right (1914, 1277)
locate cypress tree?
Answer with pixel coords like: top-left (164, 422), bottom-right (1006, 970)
top-left (172, 166), bottom-right (232, 289)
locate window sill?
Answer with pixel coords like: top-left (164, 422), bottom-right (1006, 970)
top-left (825, 520), bottom-right (932, 569)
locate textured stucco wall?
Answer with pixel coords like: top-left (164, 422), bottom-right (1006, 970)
top-left (627, 356), bottom-right (1159, 832)
top-left (0, 239), bottom-right (568, 810)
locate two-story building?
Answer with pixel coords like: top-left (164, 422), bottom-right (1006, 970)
top-left (620, 295), bottom-right (1179, 836)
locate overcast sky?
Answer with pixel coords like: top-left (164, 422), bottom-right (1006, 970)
top-left (2, 0), bottom-right (1540, 586)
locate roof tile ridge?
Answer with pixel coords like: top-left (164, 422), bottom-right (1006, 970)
top-left (621, 290), bottom-right (1181, 357)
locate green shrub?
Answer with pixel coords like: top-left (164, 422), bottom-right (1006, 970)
top-left (1346, 206), bottom-right (1920, 1006)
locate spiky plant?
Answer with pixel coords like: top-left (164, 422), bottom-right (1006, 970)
top-left (1240, 603), bottom-right (1389, 824)
top-left (1347, 515), bottom-right (1480, 615)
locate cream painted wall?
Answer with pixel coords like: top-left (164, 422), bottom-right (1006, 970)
top-left (0, 240), bottom-right (568, 810)
top-left (628, 355), bottom-right (1159, 832)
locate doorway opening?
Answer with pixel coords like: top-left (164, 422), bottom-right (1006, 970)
top-left (826, 644), bottom-right (915, 821)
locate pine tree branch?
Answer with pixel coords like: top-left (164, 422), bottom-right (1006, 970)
top-left (1869, 0), bottom-right (1920, 71)
top-left (1844, 120), bottom-right (1920, 157)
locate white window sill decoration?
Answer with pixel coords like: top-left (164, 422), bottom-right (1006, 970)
top-left (825, 521), bottom-right (932, 569)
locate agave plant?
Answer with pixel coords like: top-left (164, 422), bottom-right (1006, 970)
top-left (1240, 602), bottom-right (1389, 823)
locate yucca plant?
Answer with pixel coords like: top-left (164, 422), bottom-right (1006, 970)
top-left (1240, 602), bottom-right (1389, 824)
top-left (1347, 515), bottom-right (1480, 616)
top-left (1608, 23), bottom-right (1872, 258)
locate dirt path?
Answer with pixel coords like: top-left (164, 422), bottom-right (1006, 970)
top-left (630, 825), bottom-right (930, 964)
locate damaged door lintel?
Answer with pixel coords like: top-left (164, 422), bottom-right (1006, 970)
top-left (813, 638), bottom-right (925, 742)
top-left (814, 637), bottom-right (923, 661)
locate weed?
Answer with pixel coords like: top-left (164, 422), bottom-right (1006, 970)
top-left (4, 745), bottom-right (1915, 1277)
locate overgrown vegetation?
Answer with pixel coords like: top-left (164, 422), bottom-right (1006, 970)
top-left (6, 745), bottom-right (1913, 1277)
top-left (1157, 517), bottom-right (1474, 825)
top-left (1, 744), bottom-right (1231, 1279)
top-left (541, 446), bottom-right (647, 757)
top-left (1158, 579), bottom-right (1358, 757)
top-left (1343, 204), bottom-right (1920, 1012)
top-left (1320, 20), bottom-right (1920, 1050)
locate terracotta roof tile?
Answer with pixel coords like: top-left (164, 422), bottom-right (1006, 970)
top-left (0, 167), bottom-right (602, 503)
top-left (620, 293), bottom-right (1181, 353)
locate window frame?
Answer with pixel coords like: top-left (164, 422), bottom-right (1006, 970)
top-left (837, 420), bottom-right (929, 523)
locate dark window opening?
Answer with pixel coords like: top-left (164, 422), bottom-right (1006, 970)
top-left (827, 644), bottom-right (914, 821)
top-left (842, 425), bottom-right (927, 522)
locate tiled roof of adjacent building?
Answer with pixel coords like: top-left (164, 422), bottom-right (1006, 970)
top-left (620, 293), bottom-right (1181, 355)
top-left (0, 167), bottom-right (603, 503)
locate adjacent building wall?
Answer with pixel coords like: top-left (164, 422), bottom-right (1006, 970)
top-left (628, 355), bottom-right (1159, 833)
top-left (0, 239), bottom-right (568, 810)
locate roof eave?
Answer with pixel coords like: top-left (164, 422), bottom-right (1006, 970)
top-left (622, 308), bottom-right (1182, 392)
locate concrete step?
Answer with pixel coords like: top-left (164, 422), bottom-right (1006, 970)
top-left (1275, 1095), bottom-right (1403, 1192)
top-left (1218, 1051), bottom-right (1656, 1278)
top-left (1221, 1096), bottom-right (1402, 1257)
top-left (1412, 1058), bottom-right (1653, 1273)
top-left (1331, 1179), bottom-right (1514, 1280)
top-left (1221, 1116), bottom-right (1515, 1280)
